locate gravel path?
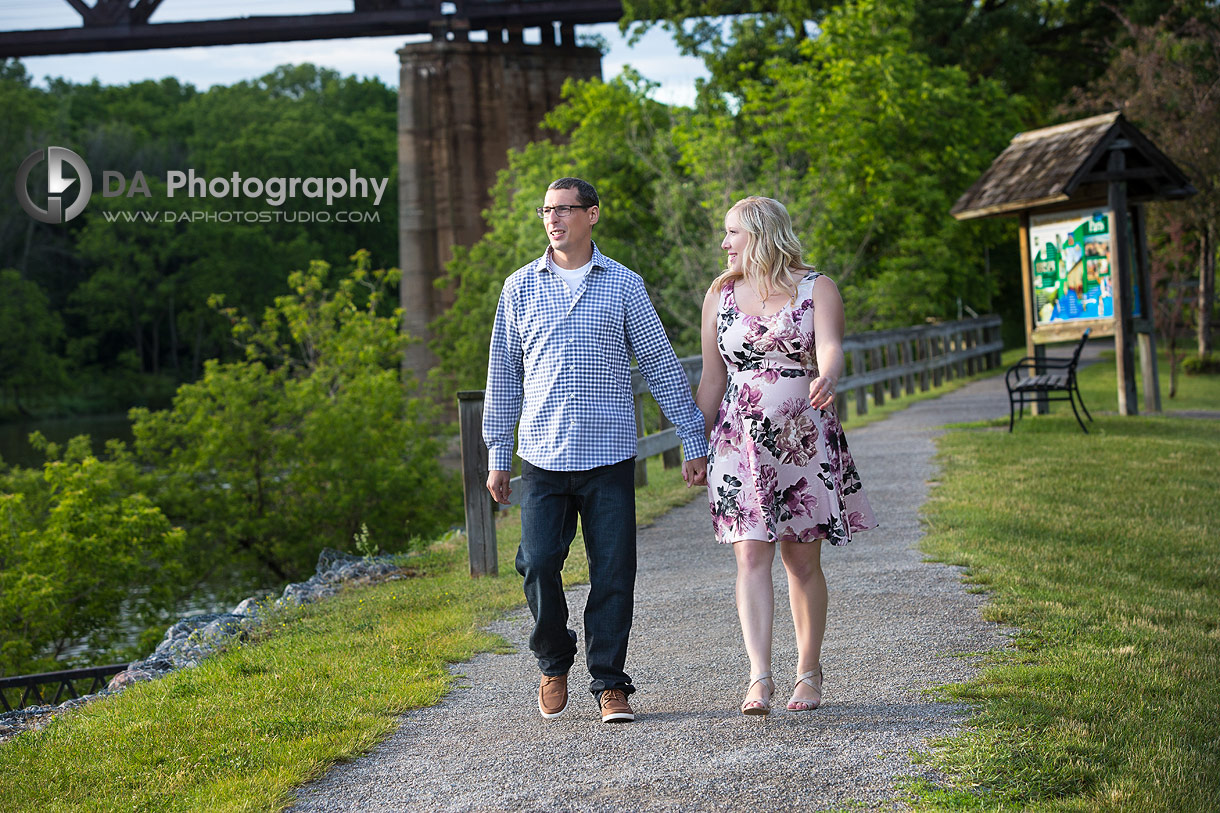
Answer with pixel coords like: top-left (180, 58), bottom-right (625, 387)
top-left (289, 360), bottom-right (1054, 812)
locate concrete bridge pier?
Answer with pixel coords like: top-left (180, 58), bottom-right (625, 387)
top-left (397, 30), bottom-right (603, 379)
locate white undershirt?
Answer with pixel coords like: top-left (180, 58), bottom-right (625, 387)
top-left (548, 255), bottom-right (592, 295)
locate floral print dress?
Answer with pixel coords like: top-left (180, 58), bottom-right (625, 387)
top-left (707, 272), bottom-right (877, 545)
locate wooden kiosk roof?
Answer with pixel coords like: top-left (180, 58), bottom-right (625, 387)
top-left (951, 112), bottom-right (1195, 221)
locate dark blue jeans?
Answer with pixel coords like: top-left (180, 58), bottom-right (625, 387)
top-left (516, 458), bottom-right (637, 697)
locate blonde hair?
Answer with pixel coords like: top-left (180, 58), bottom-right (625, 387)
top-left (713, 196), bottom-right (812, 300)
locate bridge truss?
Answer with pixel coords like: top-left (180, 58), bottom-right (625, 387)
top-left (0, 0), bottom-right (624, 57)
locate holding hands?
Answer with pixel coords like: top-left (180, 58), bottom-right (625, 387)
top-left (683, 456), bottom-right (708, 488)
top-left (808, 375), bottom-right (837, 411)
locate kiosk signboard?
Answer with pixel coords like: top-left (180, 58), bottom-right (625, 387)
top-left (1029, 208), bottom-right (1116, 325)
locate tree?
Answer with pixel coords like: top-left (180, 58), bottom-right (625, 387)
top-left (0, 64), bottom-right (399, 410)
top-left (621, 0), bottom-right (1183, 109)
top-left (0, 61), bottom-right (54, 286)
top-left (0, 435), bottom-right (186, 676)
top-left (1147, 217), bottom-right (1200, 396)
top-left (748, 0), bottom-right (1026, 325)
top-left (1063, 4), bottom-right (1220, 359)
top-left (0, 269), bottom-right (67, 415)
top-left (71, 177), bottom-right (321, 381)
top-left (429, 72), bottom-right (687, 396)
top-left (181, 64), bottom-right (398, 271)
top-left (132, 252), bottom-right (460, 584)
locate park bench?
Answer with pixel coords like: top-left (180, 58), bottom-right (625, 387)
top-left (1005, 329), bottom-right (1094, 433)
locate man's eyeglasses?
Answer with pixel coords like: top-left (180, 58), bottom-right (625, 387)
top-left (536, 205), bottom-right (593, 219)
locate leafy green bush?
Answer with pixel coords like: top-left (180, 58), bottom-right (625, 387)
top-left (130, 252), bottom-right (461, 583)
top-left (1182, 353), bottom-right (1220, 375)
top-left (0, 436), bottom-right (186, 676)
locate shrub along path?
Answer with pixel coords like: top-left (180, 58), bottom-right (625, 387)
top-left (286, 354), bottom-right (1062, 811)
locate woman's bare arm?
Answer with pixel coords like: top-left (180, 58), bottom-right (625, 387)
top-left (694, 283), bottom-right (729, 437)
top-left (809, 274), bottom-right (846, 410)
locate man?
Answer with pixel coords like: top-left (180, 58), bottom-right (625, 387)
top-left (484, 177), bottom-right (708, 724)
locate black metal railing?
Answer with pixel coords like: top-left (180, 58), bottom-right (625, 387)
top-left (0, 664), bottom-right (127, 712)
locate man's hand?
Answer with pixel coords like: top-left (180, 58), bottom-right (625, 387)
top-left (486, 470), bottom-right (512, 504)
top-left (682, 456), bottom-right (708, 488)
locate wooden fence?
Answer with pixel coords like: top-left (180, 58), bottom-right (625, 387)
top-left (457, 315), bottom-right (1002, 576)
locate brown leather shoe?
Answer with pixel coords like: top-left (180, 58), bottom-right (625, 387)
top-left (538, 673), bottom-right (568, 719)
top-left (598, 689), bottom-right (635, 723)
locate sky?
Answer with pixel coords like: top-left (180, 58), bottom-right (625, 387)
top-left (0, 0), bottom-right (708, 106)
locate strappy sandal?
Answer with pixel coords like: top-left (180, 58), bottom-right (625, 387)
top-left (787, 667), bottom-right (823, 711)
top-left (741, 672), bottom-right (773, 716)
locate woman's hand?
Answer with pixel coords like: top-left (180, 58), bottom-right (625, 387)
top-left (808, 375), bottom-right (837, 410)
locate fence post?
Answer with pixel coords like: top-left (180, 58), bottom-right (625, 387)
top-left (658, 412), bottom-right (682, 469)
top-left (457, 391), bottom-right (498, 577)
top-left (634, 392), bottom-right (649, 486)
top-left (948, 333), bottom-right (960, 381)
top-left (932, 335), bottom-right (944, 387)
top-left (918, 336), bottom-right (930, 391)
top-left (953, 329), bottom-right (965, 379)
top-left (870, 347), bottom-right (885, 407)
top-left (900, 339), bottom-right (915, 395)
top-left (852, 350), bottom-right (868, 417)
top-left (887, 343), bottom-right (901, 400)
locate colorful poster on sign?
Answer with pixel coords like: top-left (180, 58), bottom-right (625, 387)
top-left (1029, 208), bottom-right (1113, 325)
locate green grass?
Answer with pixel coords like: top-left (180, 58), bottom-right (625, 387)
top-left (910, 363), bottom-right (1220, 810)
top-left (1074, 346), bottom-right (1220, 415)
top-left (0, 457), bottom-right (703, 812)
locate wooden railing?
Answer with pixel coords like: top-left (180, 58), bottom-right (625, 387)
top-left (456, 315), bottom-right (1002, 576)
top-left (838, 315), bottom-right (1004, 417)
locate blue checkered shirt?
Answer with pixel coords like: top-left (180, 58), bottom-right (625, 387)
top-left (483, 242), bottom-right (708, 472)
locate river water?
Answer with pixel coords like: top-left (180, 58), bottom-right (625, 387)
top-left (0, 413), bottom-right (135, 469)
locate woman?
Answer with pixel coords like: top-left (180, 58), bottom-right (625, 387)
top-left (695, 196), bottom-right (877, 715)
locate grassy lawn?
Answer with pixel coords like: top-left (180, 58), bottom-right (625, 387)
top-left (909, 357), bottom-right (1220, 810)
top-left (1075, 344), bottom-right (1220, 415)
top-left (0, 458), bottom-right (702, 812)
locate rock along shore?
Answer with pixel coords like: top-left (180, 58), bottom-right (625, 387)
top-left (0, 548), bottom-right (411, 743)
